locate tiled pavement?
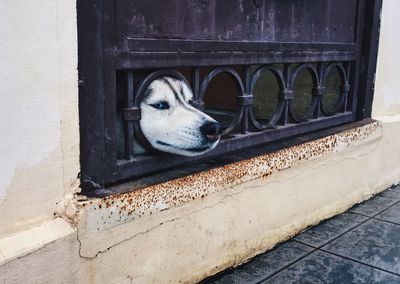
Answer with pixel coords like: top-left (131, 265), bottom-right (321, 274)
top-left (202, 184), bottom-right (400, 284)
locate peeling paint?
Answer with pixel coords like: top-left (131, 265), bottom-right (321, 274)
top-left (76, 121), bottom-right (381, 231)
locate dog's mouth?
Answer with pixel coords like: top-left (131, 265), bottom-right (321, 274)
top-left (156, 140), bottom-right (216, 154)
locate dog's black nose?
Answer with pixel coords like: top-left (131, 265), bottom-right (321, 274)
top-left (200, 122), bottom-right (221, 142)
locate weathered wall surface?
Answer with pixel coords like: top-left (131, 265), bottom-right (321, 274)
top-left (1, 0), bottom-right (400, 283)
top-left (0, 0), bottom-right (79, 236)
top-left (373, 0), bottom-right (400, 117)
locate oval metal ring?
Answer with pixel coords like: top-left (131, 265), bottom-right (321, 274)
top-left (134, 69), bottom-right (191, 107)
top-left (321, 63), bottom-right (348, 116)
top-left (288, 63), bottom-right (320, 122)
top-left (199, 67), bottom-right (245, 101)
top-left (249, 64), bottom-right (286, 129)
top-left (198, 67), bottom-right (245, 135)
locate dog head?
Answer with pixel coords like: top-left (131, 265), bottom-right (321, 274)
top-left (139, 76), bottom-right (221, 156)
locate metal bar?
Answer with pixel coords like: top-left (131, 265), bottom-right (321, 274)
top-left (77, 0), bottom-right (106, 194)
top-left (115, 51), bottom-right (358, 69)
top-left (103, 54), bottom-right (119, 183)
top-left (241, 66), bottom-right (251, 134)
top-left (126, 39), bottom-right (358, 53)
top-left (191, 67), bottom-right (200, 100)
top-left (344, 62), bottom-right (351, 111)
top-left (124, 70), bottom-right (135, 159)
top-left (350, 0), bottom-right (367, 119)
top-left (102, 0), bottom-right (116, 50)
top-left (103, 0), bottom-right (119, 183)
top-left (281, 102), bottom-right (289, 125)
top-left (243, 65), bottom-right (251, 94)
top-left (240, 108), bottom-right (249, 134)
top-left (356, 0), bottom-right (382, 119)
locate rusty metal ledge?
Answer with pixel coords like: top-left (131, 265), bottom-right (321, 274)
top-left (77, 120), bottom-right (381, 227)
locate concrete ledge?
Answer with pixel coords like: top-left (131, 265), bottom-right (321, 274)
top-left (0, 218), bottom-right (75, 266)
top-left (78, 120), bottom-right (381, 232)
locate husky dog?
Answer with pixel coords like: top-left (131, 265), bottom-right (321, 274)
top-left (121, 76), bottom-right (221, 156)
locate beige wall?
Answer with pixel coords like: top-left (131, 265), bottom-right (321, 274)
top-left (0, 0), bottom-right (400, 283)
top-left (0, 0), bottom-right (79, 236)
top-left (373, 0), bottom-right (400, 117)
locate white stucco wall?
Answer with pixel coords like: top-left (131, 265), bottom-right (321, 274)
top-left (0, 0), bottom-right (79, 236)
top-left (0, 0), bottom-right (399, 283)
top-left (373, 0), bottom-right (400, 117)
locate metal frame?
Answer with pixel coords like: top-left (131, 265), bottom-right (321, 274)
top-left (78, 0), bottom-right (382, 195)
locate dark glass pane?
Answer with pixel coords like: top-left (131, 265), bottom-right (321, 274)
top-left (203, 72), bottom-right (239, 130)
top-left (323, 68), bottom-right (342, 114)
top-left (251, 68), bottom-right (279, 124)
top-left (292, 69), bottom-right (313, 118)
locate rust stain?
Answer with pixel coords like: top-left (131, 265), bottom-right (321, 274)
top-left (78, 121), bottom-right (381, 228)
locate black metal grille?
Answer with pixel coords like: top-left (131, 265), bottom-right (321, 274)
top-left (117, 61), bottom-right (352, 181)
top-left (77, 0), bottom-right (382, 195)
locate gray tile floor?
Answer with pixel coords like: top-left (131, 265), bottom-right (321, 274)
top-left (202, 184), bottom-right (400, 284)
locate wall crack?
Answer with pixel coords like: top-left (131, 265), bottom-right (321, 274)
top-left (77, 190), bottom-right (244, 259)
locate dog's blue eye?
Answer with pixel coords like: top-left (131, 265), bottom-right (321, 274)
top-left (150, 101), bottom-right (170, 110)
